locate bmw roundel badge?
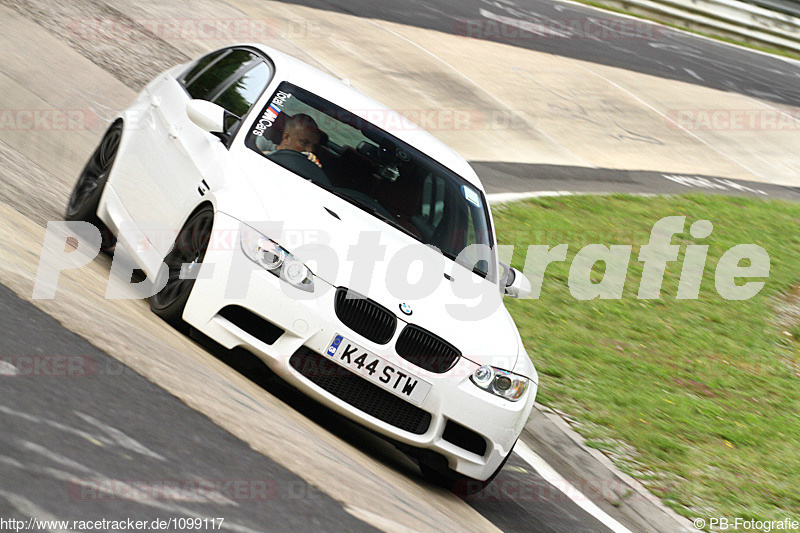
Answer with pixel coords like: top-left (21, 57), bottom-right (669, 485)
top-left (399, 303), bottom-right (413, 316)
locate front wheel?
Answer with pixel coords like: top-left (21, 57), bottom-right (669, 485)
top-left (66, 122), bottom-right (122, 251)
top-left (149, 206), bottom-right (214, 329)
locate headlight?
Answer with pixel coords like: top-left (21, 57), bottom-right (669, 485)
top-left (240, 226), bottom-right (314, 292)
top-left (470, 365), bottom-right (528, 402)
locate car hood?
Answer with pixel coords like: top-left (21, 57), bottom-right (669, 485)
top-left (230, 160), bottom-right (520, 369)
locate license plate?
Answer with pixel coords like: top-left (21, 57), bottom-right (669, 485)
top-left (325, 334), bottom-right (431, 406)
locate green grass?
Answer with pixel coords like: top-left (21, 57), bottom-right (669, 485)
top-left (493, 194), bottom-right (800, 523)
top-left (573, 0), bottom-right (800, 62)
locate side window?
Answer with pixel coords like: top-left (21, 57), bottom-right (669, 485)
top-left (184, 49), bottom-right (258, 101)
top-left (213, 61), bottom-right (272, 118)
top-left (179, 49), bottom-right (226, 87)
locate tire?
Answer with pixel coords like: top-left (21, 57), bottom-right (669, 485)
top-left (65, 121), bottom-right (121, 251)
top-left (420, 440), bottom-right (515, 496)
top-left (149, 205), bottom-right (214, 329)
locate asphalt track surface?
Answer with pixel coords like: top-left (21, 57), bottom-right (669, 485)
top-left (277, 0), bottom-right (800, 189)
top-left (1, 0), bottom-right (796, 532)
top-left (276, 0), bottom-right (800, 107)
top-left (0, 284), bottom-right (376, 533)
top-left (477, 161), bottom-right (800, 200)
top-left (0, 270), bottom-right (617, 533)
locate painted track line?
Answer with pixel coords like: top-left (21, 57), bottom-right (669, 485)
top-left (514, 441), bottom-right (633, 533)
top-left (573, 63), bottom-right (770, 182)
top-left (486, 190), bottom-right (576, 204)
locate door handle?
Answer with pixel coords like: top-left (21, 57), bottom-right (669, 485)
top-left (168, 124), bottom-right (180, 139)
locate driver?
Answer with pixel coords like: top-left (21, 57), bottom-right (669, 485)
top-left (273, 114), bottom-right (323, 168)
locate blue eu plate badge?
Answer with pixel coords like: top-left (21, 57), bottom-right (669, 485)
top-left (327, 334), bottom-right (343, 357)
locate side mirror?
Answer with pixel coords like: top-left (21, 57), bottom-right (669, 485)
top-left (186, 100), bottom-right (234, 142)
top-left (500, 262), bottom-right (531, 299)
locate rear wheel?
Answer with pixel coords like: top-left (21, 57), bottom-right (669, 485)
top-left (149, 206), bottom-right (214, 329)
top-left (66, 122), bottom-right (121, 251)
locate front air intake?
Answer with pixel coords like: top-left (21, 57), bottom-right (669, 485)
top-left (442, 420), bottom-right (487, 457)
top-left (218, 305), bottom-right (284, 345)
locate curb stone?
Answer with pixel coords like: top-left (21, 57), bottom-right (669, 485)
top-left (521, 403), bottom-right (699, 533)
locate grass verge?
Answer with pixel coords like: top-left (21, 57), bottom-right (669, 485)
top-left (493, 194), bottom-right (800, 523)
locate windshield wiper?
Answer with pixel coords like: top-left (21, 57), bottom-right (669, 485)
top-left (324, 187), bottom-right (420, 240)
top-left (323, 186), bottom-right (489, 279)
top-left (360, 205), bottom-right (419, 240)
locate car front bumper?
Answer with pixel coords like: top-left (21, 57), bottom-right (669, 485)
top-left (183, 211), bottom-right (535, 480)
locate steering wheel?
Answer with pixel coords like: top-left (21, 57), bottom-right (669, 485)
top-left (266, 150), bottom-right (330, 187)
top-left (336, 188), bottom-right (394, 219)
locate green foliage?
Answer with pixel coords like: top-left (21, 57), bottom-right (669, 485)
top-left (493, 194), bottom-right (800, 520)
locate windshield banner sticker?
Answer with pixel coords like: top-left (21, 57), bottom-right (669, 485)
top-left (252, 91), bottom-right (292, 136)
top-left (265, 103), bottom-right (281, 121)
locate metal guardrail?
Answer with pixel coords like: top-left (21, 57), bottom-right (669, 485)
top-left (742, 0), bottom-right (800, 19)
top-left (594, 0), bottom-right (800, 54)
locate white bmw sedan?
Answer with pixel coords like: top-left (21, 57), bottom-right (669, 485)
top-left (66, 44), bottom-right (537, 491)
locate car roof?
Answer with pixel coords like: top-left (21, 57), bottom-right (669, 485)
top-left (243, 43), bottom-right (485, 191)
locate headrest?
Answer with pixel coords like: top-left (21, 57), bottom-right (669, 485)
top-left (262, 112), bottom-right (289, 144)
top-left (264, 113), bottom-right (328, 148)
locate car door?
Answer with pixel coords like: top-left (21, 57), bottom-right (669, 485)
top-left (115, 48), bottom-right (273, 255)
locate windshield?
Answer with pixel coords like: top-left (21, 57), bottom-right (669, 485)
top-left (245, 82), bottom-right (495, 279)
